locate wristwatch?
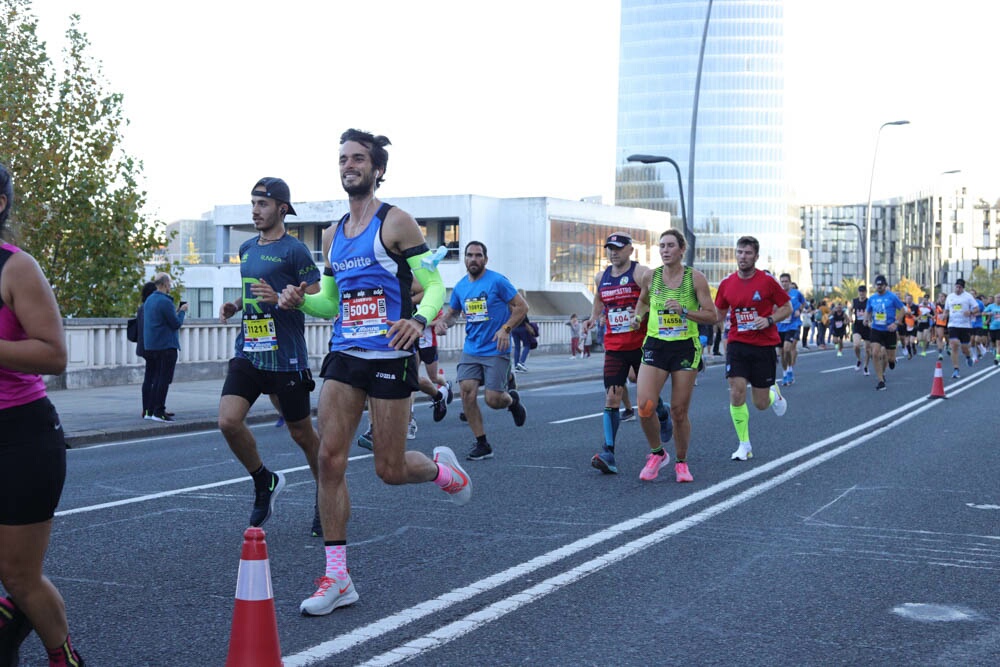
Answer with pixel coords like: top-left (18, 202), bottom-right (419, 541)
top-left (502, 324), bottom-right (513, 334)
top-left (766, 316), bottom-right (774, 325)
top-left (412, 314), bottom-right (428, 329)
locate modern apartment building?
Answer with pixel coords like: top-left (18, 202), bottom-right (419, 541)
top-left (615, 0), bottom-right (805, 286)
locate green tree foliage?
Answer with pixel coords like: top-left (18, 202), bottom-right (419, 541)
top-left (892, 277), bottom-right (925, 300)
top-left (967, 265), bottom-right (1000, 299)
top-left (831, 276), bottom-right (866, 304)
top-left (0, 0), bottom-right (178, 317)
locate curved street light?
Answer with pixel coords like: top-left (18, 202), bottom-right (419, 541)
top-left (626, 154), bottom-right (693, 265)
top-left (864, 119), bottom-right (910, 288)
top-left (828, 220), bottom-right (864, 280)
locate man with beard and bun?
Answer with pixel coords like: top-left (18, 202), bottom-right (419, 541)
top-left (851, 285), bottom-right (871, 375)
top-left (714, 236), bottom-right (791, 462)
top-left (218, 177), bottom-right (323, 534)
top-left (435, 241), bottom-right (529, 461)
top-left (582, 233), bottom-right (673, 475)
top-left (280, 129), bottom-right (471, 616)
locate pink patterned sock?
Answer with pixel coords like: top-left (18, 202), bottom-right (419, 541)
top-left (433, 463), bottom-right (453, 489)
top-left (324, 543), bottom-right (348, 580)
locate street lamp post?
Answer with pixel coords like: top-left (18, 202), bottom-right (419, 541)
top-left (626, 154), bottom-right (693, 265)
top-left (864, 119), bottom-right (910, 288)
top-left (828, 220), bottom-right (864, 280)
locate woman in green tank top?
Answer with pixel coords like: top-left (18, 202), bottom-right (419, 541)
top-left (632, 230), bottom-right (716, 483)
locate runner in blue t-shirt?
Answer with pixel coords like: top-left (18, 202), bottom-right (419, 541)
top-left (863, 274), bottom-right (904, 391)
top-left (982, 292), bottom-right (1000, 365)
top-left (218, 177), bottom-right (323, 532)
top-left (435, 241), bottom-right (529, 461)
top-left (777, 273), bottom-right (806, 386)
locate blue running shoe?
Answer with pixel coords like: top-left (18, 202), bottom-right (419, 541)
top-left (657, 402), bottom-right (673, 444)
top-left (591, 447), bottom-right (618, 474)
top-left (787, 369), bottom-right (795, 385)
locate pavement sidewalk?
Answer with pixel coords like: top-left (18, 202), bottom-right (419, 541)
top-left (53, 350), bottom-right (608, 447)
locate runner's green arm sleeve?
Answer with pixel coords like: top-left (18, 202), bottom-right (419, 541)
top-left (406, 250), bottom-right (445, 321)
top-left (300, 270), bottom-right (340, 319)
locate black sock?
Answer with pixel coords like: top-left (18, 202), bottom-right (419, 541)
top-left (476, 434), bottom-right (488, 446)
top-left (251, 465), bottom-right (272, 489)
top-left (676, 458), bottom-right (685, 463)
top-left (650, 447), bottom-right (664, 456)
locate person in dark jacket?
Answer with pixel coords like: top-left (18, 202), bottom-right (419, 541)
top-left (142, 273), bottom-right (187, 421)
top-left (136, 281), bottom-right (157, 419)
top-left (511, 316), bottom-right (536, 371)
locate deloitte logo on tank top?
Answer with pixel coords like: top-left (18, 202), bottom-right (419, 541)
top-left (331, 256), bottom-right (374, 272)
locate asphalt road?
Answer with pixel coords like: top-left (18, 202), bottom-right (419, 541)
top-left (23, 350), bottom-right (1000, 666)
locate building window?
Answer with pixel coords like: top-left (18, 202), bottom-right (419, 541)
top-left (183, 287), bottom-right (215, 319)
top-left (548, 220), bottom-right (661, 290)
top-left (223, 287), bottom-right (242, 308)
top-left (417, 218), bottom-right (460, 261)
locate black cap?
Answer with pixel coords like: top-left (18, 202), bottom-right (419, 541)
top-left (604, 233), bottom-right (632, 248)
top-left (874, 275), bottom-right (888, 286)
top-left (955, 278), bottom-right (966, 287)
top-left (858, 285), bottom-right (867, 291)
top-left (252, 177), bottom-right (297, 216)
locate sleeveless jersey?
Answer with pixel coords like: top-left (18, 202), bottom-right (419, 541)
top-left (328, 203), bottom-right (414, 357)
top-left (597, 261), bottom-right (644, 351)
top-left (0, 244), bottom-right (48, 410)
top-left (645, 266), bottom-right (699, 343)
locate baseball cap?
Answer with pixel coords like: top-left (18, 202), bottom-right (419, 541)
top-left (604, 233), bottom-right (632, 248)
top-left (858, 285), bottom-right (867, 291)
top-left (874, 275), bottom-right (888, 286)
top-left (252, 177), bottom-right (297, 216)
top-left (955, 278), bottom-right (966, 287)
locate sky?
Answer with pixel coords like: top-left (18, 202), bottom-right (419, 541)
top-left (29, 0), bottom-right (1000, 223)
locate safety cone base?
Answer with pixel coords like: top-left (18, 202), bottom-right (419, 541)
top-left (927, 360), bottom-right (947, 400)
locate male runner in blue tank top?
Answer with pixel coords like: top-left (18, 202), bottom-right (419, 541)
top-left (218, 177), bottom-right (322, 534)
top-left (279, 129), bottom-right (470, 617)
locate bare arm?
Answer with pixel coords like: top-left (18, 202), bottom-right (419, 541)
top-left (0, 252), bottom-right (67, 375)
top-left (582, 270), bottom-right (604, 334)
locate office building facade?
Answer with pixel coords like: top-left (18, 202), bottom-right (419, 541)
top-left (615, 0), bottom-right (805, 286)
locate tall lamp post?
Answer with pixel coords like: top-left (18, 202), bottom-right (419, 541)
top-left (627, 154), bottom-right (693, 265)
top-left (864, 119), bottom-right (910, 288)
top-left (828, 220), bottom-right (864, 281)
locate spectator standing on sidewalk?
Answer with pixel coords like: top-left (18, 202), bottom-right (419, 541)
top-left (566, 313), bottom-right (582, 358)
top-left (511, 315), bottom-right (537, 372)
top-left (135, 280), bottom-right (157, 419)
top-left (800, 299), bottom-right (813, 348)
top-left (435, 241), bottom-right (529, 461)
top-left (0, 162), bottom-right (85, 666)
top-left (218, 177), bottom-right (323, 533)
top-left (143, 272), bottom-right (187, 422)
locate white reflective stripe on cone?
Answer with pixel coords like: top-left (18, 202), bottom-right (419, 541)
top-left (235, 559), bottom-right (273, 601)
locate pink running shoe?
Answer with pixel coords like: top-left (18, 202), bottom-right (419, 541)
top-left (675, 462), bottom-right (693, 483)
top-left (639, 451), bottom-right (670, 481)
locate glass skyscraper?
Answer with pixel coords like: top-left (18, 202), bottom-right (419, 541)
top-left (615, 0), bottom-right (801, 285)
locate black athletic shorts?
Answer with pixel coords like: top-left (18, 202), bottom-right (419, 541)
top-left (320, 351), bottom-right (419, 400)
top-left (852, 323), bottom-right (871, 341)
top-left (917, 322), bottom-right (930, 332)
top-left (725, 341), bottom-right (777, 389)
top-left (990, 329), bottom-right (1000, 343)
top-left (779, 329), bottom-right (799, 345)
top-left (869, 328), bottom-right (897, 349)
top-left (603, 348), bottom-right (642, 389)
top-left (0, 398), bottom-right (66, 525)
top-left (947, 327), bottom-right (972, 345)
top-left (417, 345), bottom-right (438, 366)
top-left (222, 357), bottom-right (314, 423)
top-left (641, 337), bottom-right (702, 373)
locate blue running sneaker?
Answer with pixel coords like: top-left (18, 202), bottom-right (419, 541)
top-left (787, 369), bottom-right (795, 385)
top-left (657, 402), bottom-right (673, 444)
top-left (591, 447), bottom-right (618, 474)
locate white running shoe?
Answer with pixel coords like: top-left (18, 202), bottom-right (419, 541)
top-left (433, 446), bottom-right (472, 505)
top-left (300, 574), bottom-right (359, 616)
top-left (407, 418), bottom-right (418, 440)
top-left (770, 384), bottom-right (787, 417)
top-left (731, 441), bottom-right (753, 461)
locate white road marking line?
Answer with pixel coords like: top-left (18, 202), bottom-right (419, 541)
top-left (821, 365), bottom-right (857, 373)
top-left (282, 368), bottom-right (999, 665)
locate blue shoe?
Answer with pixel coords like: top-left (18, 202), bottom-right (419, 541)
top-left (966, 356), bottom-right (974, 368)
top-left (274, 416), bottom-right (285, 428)
top-left (657, 402), bottom-right (673, 444)
top-left (357, 426), bottom-right (373, 451)
top-left (591, 447), bottom-right (618, 474)
top-left (787, 369), bottom-right (795, 385)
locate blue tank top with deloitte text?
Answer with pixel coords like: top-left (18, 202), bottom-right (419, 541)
top-left (328, 203), bottom-right (414, 355)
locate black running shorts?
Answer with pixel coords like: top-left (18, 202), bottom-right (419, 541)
top-left (320, 351), bottom-right (419, 400)
top-left (603, 348), bottom-right (642, 389)
top-left (725, 341), bottom-right (777, 389)
top-left (222, 357), bottom-right (314, 422)
top-left (869, 328), bottom-right (898, 349)
top-left (0, 398), bottom-right (66, 525)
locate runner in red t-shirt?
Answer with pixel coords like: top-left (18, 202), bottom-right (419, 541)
top-left (713, 236), bottom-right (792, 462)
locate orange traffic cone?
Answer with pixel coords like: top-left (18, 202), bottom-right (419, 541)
top-left (927, 359), bottom-right (947, 399)
top-left (226, 527), bottom-right (282, 667)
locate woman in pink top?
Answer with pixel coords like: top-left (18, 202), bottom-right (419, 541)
top-left (0, 164), bottom-right (83, 666)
